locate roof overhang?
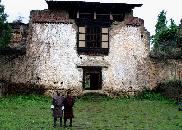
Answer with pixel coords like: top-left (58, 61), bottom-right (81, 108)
top-left (45, 1), bottom-right (142, 13)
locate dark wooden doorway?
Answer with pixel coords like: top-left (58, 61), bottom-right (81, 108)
top-left (83, 66), bottom-right (102, 90)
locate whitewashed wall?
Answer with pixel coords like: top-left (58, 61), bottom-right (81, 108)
top-left (103, 25), bottom-right (149, 93)
top-left (29, 23), bottom-right (82, 89)
top-left (30, 23), bottom-right (149, 92)
top-left (0, 22), bottom-right (150, 95)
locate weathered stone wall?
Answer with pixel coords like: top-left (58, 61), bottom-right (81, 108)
top-left (148, 59), bottom-right (182, 89)
top-left (0, 10), bottom-right (181, 96)
top-left (102, 25), bottom-right (150, 95)
top-left (30, 10), bottom-right (70, 23)
top-left (0, 21), bottom-right (150, 96)
top-left (29, 23), bottom-right (82, 91)
top-left (10, 23), bottom-right (28, 48)
top-left (28, 22), bottom-right (150, 94)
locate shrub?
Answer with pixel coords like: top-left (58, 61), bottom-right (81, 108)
top-left (4, 82), bottom-right (47, 95)
top-left (0, 3), bottom-right (12, 48)
top-left (157, 80), bottom-right (182, 100)
top-left (135, 89), bottom-right (167, 101)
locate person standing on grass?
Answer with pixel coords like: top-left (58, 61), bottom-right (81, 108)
top-left (178, 93), bottom-right (182, 111)
top-left (63, 90), bottom-right (75, 127)
top-left (51, 90), bottom-right (64, 128)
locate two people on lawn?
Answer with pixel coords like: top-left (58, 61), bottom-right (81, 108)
top-left (51, 90), bottom-right (75, 128)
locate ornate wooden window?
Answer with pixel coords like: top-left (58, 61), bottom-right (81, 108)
top-left (77, 25), bottom-right (109, 55)
top-left (76, 11), bottom-right (112, 55)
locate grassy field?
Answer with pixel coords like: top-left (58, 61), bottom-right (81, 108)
top-left (0, 93), bottom-right (182, 130)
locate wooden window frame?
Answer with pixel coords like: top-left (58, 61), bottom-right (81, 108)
top-left (78, 27), bottom-right (86, 47)
top-left (77, 24), bottom-right (109, 55)
top-left (101, 27), bottom-right (109, 49)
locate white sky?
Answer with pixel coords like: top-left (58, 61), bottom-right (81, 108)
top-left (1, 0), bottom-right (182, 35)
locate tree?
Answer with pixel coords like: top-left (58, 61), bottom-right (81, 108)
top-left (0, 2), bottom-right (12, 48)
top-left (155, 10), bottom-right (167, 33)
top-left (151, 10), bottom-right (181, 58)
top-left (13, 16), bottom-right (24, 23)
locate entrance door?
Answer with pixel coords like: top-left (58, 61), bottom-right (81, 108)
top-left (83, 67), bottom-right (102, 90)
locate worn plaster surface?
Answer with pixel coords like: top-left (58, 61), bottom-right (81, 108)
top-left (0, 20), bottom-right (181, 96)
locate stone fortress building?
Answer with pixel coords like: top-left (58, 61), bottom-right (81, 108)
top-left (0, 1), bottom-right (181, 96)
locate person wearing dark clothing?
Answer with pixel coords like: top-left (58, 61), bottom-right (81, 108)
top-left (51, 91), bottom-right (64, 128)
top-left (63, 91), bottom-right (75, 127)
top-left (178, 94), bottom-right (182, 111)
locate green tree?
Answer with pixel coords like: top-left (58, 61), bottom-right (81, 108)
top-left (0, 2), bottom-right (12, 48)
top-left (152, 10), bottom-right (168, 51)
top-left (155, 10), bottom-right (167, 33)
top-left (151, 10), bottom-right (181, 58)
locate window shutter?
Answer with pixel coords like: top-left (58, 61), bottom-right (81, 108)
top-left (101, 28), bottom-right (109, 48)
top-left (102, 42), bottom-right (108, 48)
top-left (79, 27), bottom-right (85, 33)
top-left (79, 34), bottom-right (85, 40)
top-left (79, 41), bottom-right (85, 47)
top-left (78, 26), bottom-right (86, 47)
top-left (102, 34), bottom-right (108, 41)
top-left (102, 28), bottom-right (109, 33)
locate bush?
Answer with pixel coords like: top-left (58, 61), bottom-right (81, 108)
top-left (157, 80), bottom-right (182, 100)
top-left (4, 82), bottom-right (47, 95)
top-left (135, 89), bottom-right (167, 101)
top-left (0, 3), bottom-right (12, 48)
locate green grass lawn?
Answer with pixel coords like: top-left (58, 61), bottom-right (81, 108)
top-left (0, 94), bottom-right (182, 130)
